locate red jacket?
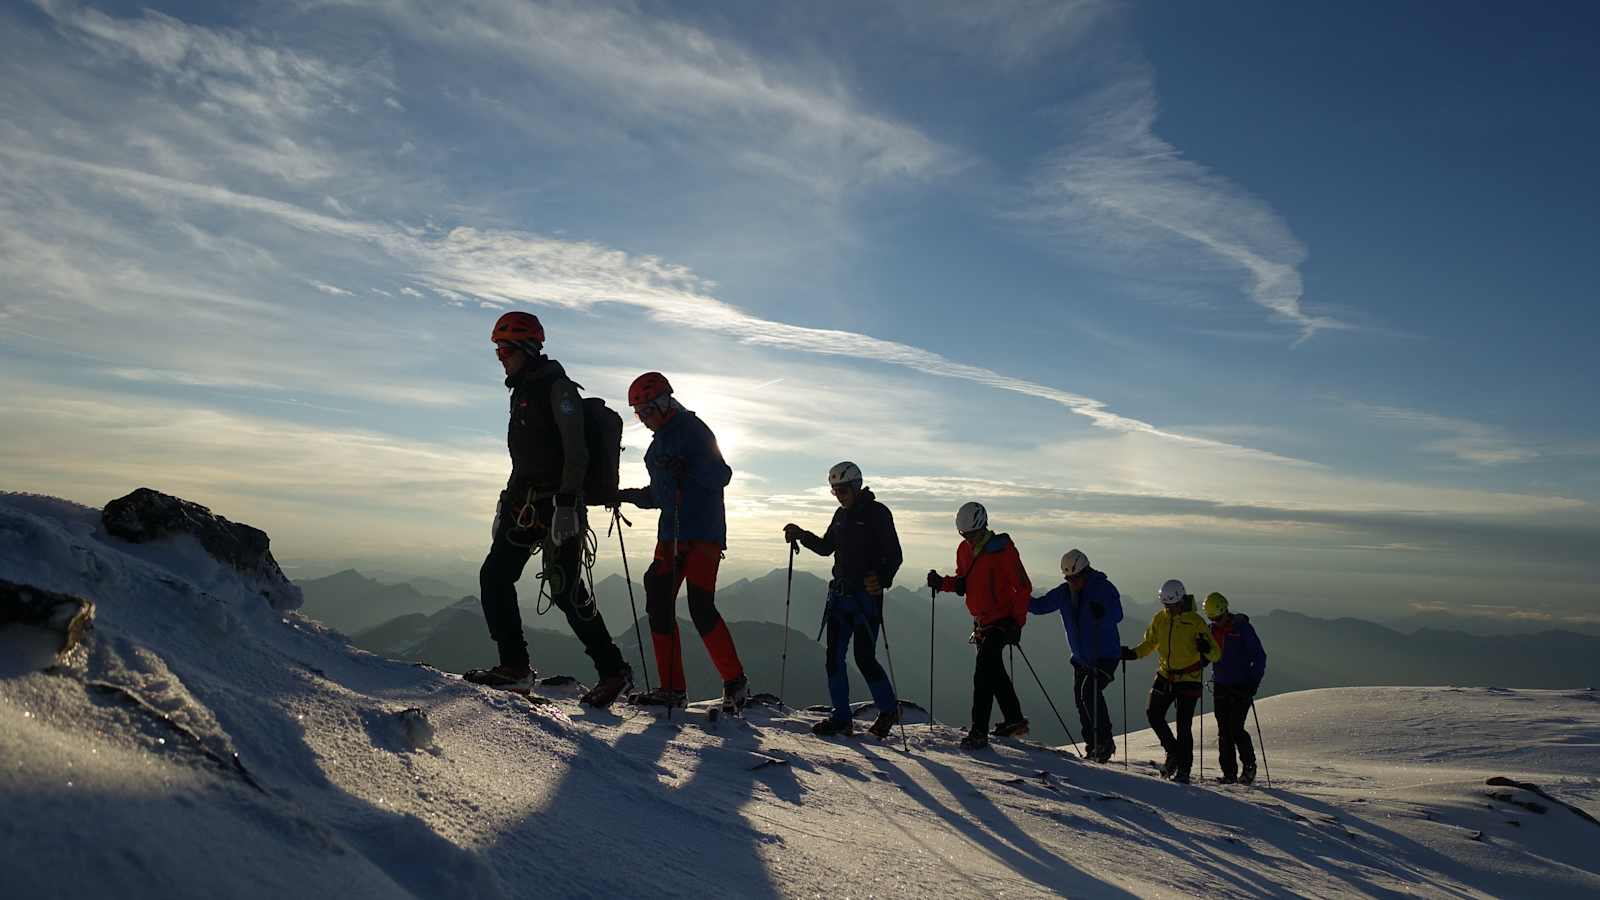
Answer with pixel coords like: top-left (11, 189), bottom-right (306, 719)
top-left (940, 533), bottom-right (1032, 627)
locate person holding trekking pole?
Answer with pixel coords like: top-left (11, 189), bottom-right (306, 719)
top-left (784, 462), bottom-right (903, 739)
top-left (1205, 591), bottom-right (1267, 784)
top-left (927, 502), bottom-right (1032, 751)
top-left (1121, 579), bottom-right (1219, 784)
top-left (1029, 549), bottom-right (1123, 762)
top-left (614, 372), bottom-right (748, 712)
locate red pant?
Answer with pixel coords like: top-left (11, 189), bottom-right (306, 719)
top-left (643, 540), bottom-right (743, 691)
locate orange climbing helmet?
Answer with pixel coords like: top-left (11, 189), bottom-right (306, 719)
top-left (628, 371), bottom-right (673, 408)
top-left (491, 311), bottom-right (545, 345)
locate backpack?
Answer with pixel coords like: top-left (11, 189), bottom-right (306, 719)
top-left (581, 396), bottom-right (623, 507)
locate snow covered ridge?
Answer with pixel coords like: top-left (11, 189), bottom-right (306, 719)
top-left (3, 491), bottom-right (1599, 898)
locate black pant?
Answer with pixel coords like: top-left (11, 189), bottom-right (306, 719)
top-left (1074, 660), bottom-right (1116, 749)
top-left (972, 627), bottom-right (1023, 731)
top-left (1212, 685), bottom-right (1257, 776)
top-left (1147, 676), bottom-right (1201, 774)
top-left (478, 499), bottom-right (624, 678)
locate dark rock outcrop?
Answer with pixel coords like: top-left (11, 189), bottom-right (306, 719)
top-left (0, 579), bottom-right (95, 655)
top-left (102, 488), bottom-right (302, 611)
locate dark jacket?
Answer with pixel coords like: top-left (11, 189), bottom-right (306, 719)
top-left (631, 410), bottom-right (732, 546)
top-left (1210, 613), bottom-right (1267, 688)
top-left (505, 358), bottom-right (587, 502)
top-left (939, 533), bottom-right (1032, 627)
top-left (1028, 568), bottom-right (1123, 666)
top-left (797, 488), bottom-right (903, 594)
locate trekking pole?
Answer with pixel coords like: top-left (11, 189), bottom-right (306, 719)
top-left (1090, 663), bottom-right (1099, 763)
top-left (1199, 679), bottom-right (1206, 783)
top-left (1122, 658), bottom-right (1129, 771)
top-left (878, 616), bottom-right (911, 753)
top-left (1014, 644), bottom-right (1082, 758)
top-left (610, 506), bottom-right (651, 693)
top-left (928, 585), bottom-right (936, 731)
top-left (665, 484), bottom-right (682, 722)
top-left (1250, 699), bottom-right (1272, 788)
top-left (780, 540), bottom-right (796, 705)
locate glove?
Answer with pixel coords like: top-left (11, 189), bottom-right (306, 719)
top-left (1120, 646), bottom-right (1137, 661)
top-left (551, 504), bottom-right (581, 545)
top-left (1194, 634), bottom-right (1210, 655)
top-left (783, 523), bottom-right (806, 543)
top-left (864, 572), bottom-right (882, 595)
top-left (616, 487), bottom-right (650, 507)
top-left (926, 570), bottom-right (942, 591)
top-left (1248, 681), bottom-right (1260, 699)
top-left (492, 492), bottom-right (505, 540)
top-left (1089, 601), bottom-right (1105, 618)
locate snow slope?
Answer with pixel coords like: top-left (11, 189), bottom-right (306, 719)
top-left (3, 492), bottom-right (1597, 899)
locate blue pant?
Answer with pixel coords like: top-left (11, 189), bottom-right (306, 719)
top-left (823, 591), bottom-right (897, 723)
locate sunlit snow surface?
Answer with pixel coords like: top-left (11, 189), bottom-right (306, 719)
top-left (3, 491), bottom-right (1597, 898)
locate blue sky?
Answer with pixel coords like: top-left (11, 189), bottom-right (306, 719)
top-left (2, 0), bottom-right (1597, 623)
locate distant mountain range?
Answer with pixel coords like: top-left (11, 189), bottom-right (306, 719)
top-left (297, 569), bottom-right (463, 634)
top-left (297, 568), bottom-right (1600, 746)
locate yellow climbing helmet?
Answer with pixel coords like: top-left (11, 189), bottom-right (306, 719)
top-left (1203, 592), bottom-right (1229, 619)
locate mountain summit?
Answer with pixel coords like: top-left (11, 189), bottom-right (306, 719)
top-left (3, 491), bottom-right (1598, 898)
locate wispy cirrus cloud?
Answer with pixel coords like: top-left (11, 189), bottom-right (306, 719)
top-left (0, 145), bottom-right (1303, 465)
top-left (1029, 70), bottom-right (1343, 343)
top-left (343, 0), bottom-right (962, 191)
top-left (21, 1), bottom-right (386, 190)
top-left (886, 0), bottom-right (1114, 66)
top-left (308, 280), bottom-right (354, 297)
top-left (1350, 402), bottom-right (1539, 465)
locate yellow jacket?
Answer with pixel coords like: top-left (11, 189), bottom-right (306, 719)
top-left (1131, 603), bottom-right (1221, 683)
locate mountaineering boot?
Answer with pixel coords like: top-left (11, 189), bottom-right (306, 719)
top-left (991, 718), bottom-right (1030, 738)
top-left (721, 675), bottom-right (750, 713)
top-left (1172, 769), bottom-right (1192, 785)
top-left (959, 725), bottom-right (990, 750)
top-left (867, 708), bottom-right (900, 739)
top-left (628, 687), bottom-right (686, 709)
top-left (463, 664), bottom-right (535, 693)
top-left (580, 664), bottom-right (633, 708)
top-left (811, 717), bottom-right (855, 737)
top-left (1216, 772), bottom-right (1238, 785)
top-left (1240, 762), bottom-right (1257, 785)
top-left (1159, 753), bottom-right (1179, 779)
top-left (1092, 740), bottom-right (1116, 764)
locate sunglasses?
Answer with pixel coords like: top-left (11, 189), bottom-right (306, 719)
top-left (830, 483), bottom-right (857, 496)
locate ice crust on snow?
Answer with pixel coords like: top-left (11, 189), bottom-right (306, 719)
top-left (2, 490), bottom-right (1598, 899)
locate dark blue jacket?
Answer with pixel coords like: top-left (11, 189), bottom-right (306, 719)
top-left (798, 488), bottom-right (903, 594)
top-left (634, 411), bottom-right (732, 546)
top-left (1210, 613), bottom-right (1267, 687)
top-left (1028, 568), bottom-right (1123, 666)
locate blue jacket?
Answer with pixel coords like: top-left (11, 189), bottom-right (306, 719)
top-left (1210, 613), bottom-right (1267, 687)
top-left (1028, 568), bottom-right (1123, 666)
top-left (634, 410), bottom-right (732, 546)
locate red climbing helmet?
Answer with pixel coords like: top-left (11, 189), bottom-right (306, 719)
top-left (491, 311), bottom-right (545, 345)
top-left (628, 372), bottom-right (673, 407)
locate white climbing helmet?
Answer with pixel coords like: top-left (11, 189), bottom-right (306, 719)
top-left (1061, 549), bottom-right (1090, 578)
top-left (828, 460), bottom-right (863, 487)
top-left (956, 501), bottom-right (988, 534)
top-left (1158, 579), bottom-right (1187, 606)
